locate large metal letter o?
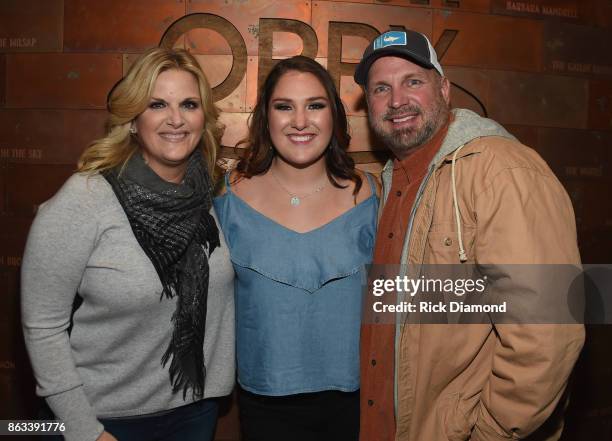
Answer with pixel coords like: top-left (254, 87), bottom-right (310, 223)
top-left (160, 13), bottom-right (248, 102)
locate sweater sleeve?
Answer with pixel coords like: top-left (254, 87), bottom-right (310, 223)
top-left (21, 174), bottom-right (105, 441)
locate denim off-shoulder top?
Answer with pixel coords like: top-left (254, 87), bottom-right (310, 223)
top-left (213, 173), bottom-right (378, 396)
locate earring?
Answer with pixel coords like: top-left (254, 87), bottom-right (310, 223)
top-left (129, 125), bottom-right (137, 134)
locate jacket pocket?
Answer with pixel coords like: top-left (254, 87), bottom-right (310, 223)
top-left (439, 392), bottom-right (480, 441)
top-left (426, 223), bottom-right (475, 263)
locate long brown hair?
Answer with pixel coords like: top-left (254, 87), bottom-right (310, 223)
top-left (78, 47), bottom-right (222, 176)
top-left (236, 56), bottom-right (362, 195)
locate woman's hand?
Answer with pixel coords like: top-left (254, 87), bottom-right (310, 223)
top-left (96, 431), bottom-right (118, 441)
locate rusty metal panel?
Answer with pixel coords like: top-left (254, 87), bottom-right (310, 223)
top-left (187, 0), bottom-right (311, 56)
top-left (219, 112), bottom-right (250, 149)
top-left (4, 164), bottom-right (75, 216)
top-left (193, 55), bottom-right (246, 112)
top-left (445, 66), bottom-right (589, 129)
top-left (448, 81), bottom-right (489, 117)
top-left (491, 0), bottom-right (582, 20)
top-left (5, 53), bottom-right (123, 109)
top-left (341, 72), bottom-right (368, 116)
top-left (332, 0), bottom-right (373, 3)
top-left (372, 0), bottom-right (433, 8)
top-left (445, 68), bottom-right (492, 115)
top-left (0, 54), bottom-right (5, 107)
top-left (372, 0), bottom-right (426, 6)
top-left (245, 56), bottom-right (259, 111)
top-left (0, 239), bottom-right (29, 274)
top-left (0, 218), bottom-right (29, 270)
top-left (64, 0), bottom-right (185, 52)
top-left (584, 0), bottom-right (612, 28)
top-left (0, 272), bottom-right (18, 319)
top-left (0, 230), bottom-right (30, 313)
top-left (569, 180), bottom-right (612, 232)
top-left (579, 230), bottom-right (612, 264)
top-left (122, 53), bottom-right (140, 76)
top-left (273, 31), bottom-right (307, 59)
top-left (431, 0), bottom-right (491, 13)
top-left (433, 10), bottom-right (544, 72)
top-left (0, 192), bottom-right (5, 228)
top-left (502, 124), bottom-right (539, 149)
top-left (374, 0), bottom-right (490, 13)
top-left (0, 366), bottom-right (37, 420)
top-left (0, 308), bottom-right (19, 360)
top-left (0, 325), bottom-right (18, 369)
top-left (588, 79), bottom-right (612, 131)
top-left (0, 308), bottom-right (35, 423)
top-left (0, 0), bottom-right (63, 53)
top-left (486, 70), bottom-right (588, 128)
top-left (0, 110), bottom-right (107, 165)
top-left (544, 22), bottom-right (612, 78)
top-left (493, 0), bottom-right (612, 30)
top-left (321, 3), bottom-right (430, 59)
top-left (256, 18), bottom-right (319, 91)
top-left (560, 179), bottom-right (584, 228)
top-left (532, 128), bottom-right (612, 181)
top-left (348, 116), bottom-right (371, 151)
top-left (0, 167), bottom-right (4, 214)
top-left (565, 180), bottom-right (612, 262)
top-left (184, 28), bottom-right (240, 56)
top-left (312, 1), bottom-right (433, 59)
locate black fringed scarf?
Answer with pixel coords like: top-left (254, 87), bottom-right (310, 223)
top-left (103, 149), bottom-right (219, 399)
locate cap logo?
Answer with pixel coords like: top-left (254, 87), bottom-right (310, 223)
top-left (373, 31), bottom-right (407, 50)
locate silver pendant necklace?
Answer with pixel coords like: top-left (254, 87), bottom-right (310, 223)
top-left (270, 168), bottom-right (326, 206)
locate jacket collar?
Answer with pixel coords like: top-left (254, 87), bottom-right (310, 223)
top-left (381, 108), bottom-right (516, 199)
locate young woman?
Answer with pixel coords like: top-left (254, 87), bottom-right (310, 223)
top-left (21, 48), bottom-right (234, 441)
top-left (214, 56), bottom-right (379, 441)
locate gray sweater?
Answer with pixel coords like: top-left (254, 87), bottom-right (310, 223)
top-left (21, 173), bottom-right (235, 441)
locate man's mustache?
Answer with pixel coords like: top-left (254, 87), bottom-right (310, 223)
top-left (383, 105), bottom-right (422, 121)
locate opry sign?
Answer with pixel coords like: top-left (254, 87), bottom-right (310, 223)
top-left (159, 14), bottom-right (463, 104)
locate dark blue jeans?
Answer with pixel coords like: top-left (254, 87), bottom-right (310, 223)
top-left (102, 399), bottom-right (218, 441)
top-left (45, 399), bottom-right (218, 441)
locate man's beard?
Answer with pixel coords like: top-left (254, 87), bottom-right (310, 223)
top-left (370, 95), bottom-right (449, 158)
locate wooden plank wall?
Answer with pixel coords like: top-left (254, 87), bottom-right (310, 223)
top-left (1, 1), bottom-right (611, 440)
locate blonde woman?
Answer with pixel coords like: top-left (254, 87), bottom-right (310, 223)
top-left (21, 48), bottom-right (234, 441)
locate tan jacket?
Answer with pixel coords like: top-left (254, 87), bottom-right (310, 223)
top-left (380, 109), bottom-right (585, 441)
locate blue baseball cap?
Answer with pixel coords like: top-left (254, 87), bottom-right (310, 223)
top-left (354, 29), bottom-right (444, 86)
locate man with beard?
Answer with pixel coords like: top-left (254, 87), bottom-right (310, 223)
top-left (355, 29), bottom-right (584, 441)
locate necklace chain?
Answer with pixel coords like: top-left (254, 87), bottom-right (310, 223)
top-left (270, 168), bottom-right (326, 206)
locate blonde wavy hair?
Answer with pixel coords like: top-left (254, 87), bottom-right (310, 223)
top-left (78, 47), bottom-right (222, 176)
